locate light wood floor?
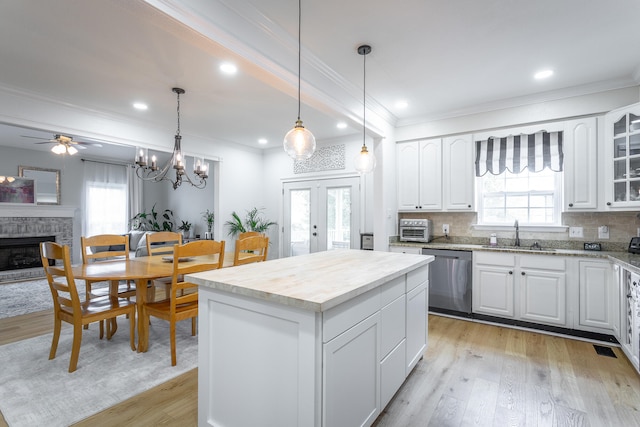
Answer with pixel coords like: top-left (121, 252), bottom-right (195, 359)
top-left (1, 312), bottom-right (639, 426)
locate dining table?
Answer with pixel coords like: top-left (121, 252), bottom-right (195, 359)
top-left (71, 251), bottom-right (235, 352)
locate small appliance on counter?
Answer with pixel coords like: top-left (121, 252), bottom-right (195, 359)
top-left (360, 233), bottom-right (374, 250)
top-left (399, 218), bottom-right (433, 243)
top-left (629, 237), bottom-right (640, 254)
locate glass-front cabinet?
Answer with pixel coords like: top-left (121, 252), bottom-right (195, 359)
top-left (604, 103), bottom-right (640, 209)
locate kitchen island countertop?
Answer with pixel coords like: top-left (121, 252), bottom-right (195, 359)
top-left (188, 248), bottom-right (433, 312)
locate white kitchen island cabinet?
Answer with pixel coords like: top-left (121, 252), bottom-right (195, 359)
top-left (188, 249), bottom-right (432, 427)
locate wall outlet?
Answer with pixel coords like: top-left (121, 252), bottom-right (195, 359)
top-left (598, 225), bottom-right (610, 240)
top-left (637, 227), bottom-right (640, 237)
top-left (569, 226), bottom-right (583, 238)
top-left (442, 224), bottom-right (450, 235)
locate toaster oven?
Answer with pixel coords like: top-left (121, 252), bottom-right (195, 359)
top-left (399, 218), bottom-right (433, 243)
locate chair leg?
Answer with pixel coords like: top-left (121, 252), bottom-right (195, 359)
top-left (49, 317), bottom-right (62, 360)
top-left (69, 323), bottom-right (83, 373)
top-left (191, 317), bottom-right (196, 336)
top-left (99, 320), bottom-right (104, 339)
top-left (84, 281), bottom-right (92, 330)
top-left (170, 321), bottom-right (177, 366)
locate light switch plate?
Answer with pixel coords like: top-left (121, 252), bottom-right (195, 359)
top-left (569, 227), bottom-right (583, 238)
top-left (598, 226), bottom-right (610, 240)
top-left (442, 224), bottom-right (450, 234)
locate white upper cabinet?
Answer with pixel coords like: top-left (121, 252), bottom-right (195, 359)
top-left (396, 134), bottom-right (473, 212)
top-left (564, 117), bottom-right (598, 211)
top-left (443, 134), bottom-right (474, 211)
top-left (396, 139), bottom-right (442, 211)
top-left (603, 102), bottom-right (640, 210)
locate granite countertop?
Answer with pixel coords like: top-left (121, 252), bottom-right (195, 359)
top-left (390, 241), bottom-right (640, 274)
top-left (187, 249), bottom-right (434, 312)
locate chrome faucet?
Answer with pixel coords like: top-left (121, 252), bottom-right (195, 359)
top-left (514, 220), bottom-right (521, 247)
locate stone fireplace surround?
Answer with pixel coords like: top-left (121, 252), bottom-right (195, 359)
top-left (0, 206), bottom-right (75, 282)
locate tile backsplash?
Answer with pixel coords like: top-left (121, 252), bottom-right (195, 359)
top-left (399, 211), bottom-right (640, 252)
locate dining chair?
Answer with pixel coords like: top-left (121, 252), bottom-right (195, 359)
top-left (40, 241), bottom-right (136, 373)
top-left (233, 235), bottom-right (269, 266)
top-left (238, 231), bottom-right (261, 240)
top-left (80, 234), bottom-right (136, 301)
top-left (146, 231), bottom-right (183, 299)
top-left (143, 239), bottom-right (225, 366)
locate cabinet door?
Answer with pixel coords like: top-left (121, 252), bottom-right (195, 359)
top-left (579, 260), bottom-right (614, 331)
top-left (397, 142), bottom-right (421, 210)
top-left (323, 313), bottom-right (380, 427)
top-left (603, 102), bottom-right (640, 210)
top-left (564, 117), bottom-right (598, 210)
top-left (519, 268), bottom-right (566, 326)
top-left (389, 246), bottom-right (422, 255)
top-left (406, 281), bottom-right (428, 374)
top-left (612, 264), bottom-right (622, 340)
top-left (418, 139), bottom-right (442, 210)
top-left (443, 134), bottom-right (474, 211)
top-left (473, 264), bottom-right (514, 318)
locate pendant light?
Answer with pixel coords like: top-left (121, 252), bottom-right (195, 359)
top-left (354, 44), bottom-right (376, 174)
top-left (283, 0), bottom-right (316, 160)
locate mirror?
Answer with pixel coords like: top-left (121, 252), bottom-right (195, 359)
top-left (18, 166), bottom-right (60, 205)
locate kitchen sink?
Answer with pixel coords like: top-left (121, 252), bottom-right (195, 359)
top-left (481, 245), bottom-right (556, 252)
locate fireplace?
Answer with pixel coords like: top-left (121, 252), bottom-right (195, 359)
top-left (0, 236), bottom-right (55, 272)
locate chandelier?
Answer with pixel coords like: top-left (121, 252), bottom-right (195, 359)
top-left (135, 87), bottom-right (208, 190)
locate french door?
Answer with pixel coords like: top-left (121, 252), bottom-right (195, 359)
top-left (283, 177), bottom-right (360, 257)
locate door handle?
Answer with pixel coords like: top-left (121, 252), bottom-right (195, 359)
top-left (312, 232), bottom-right (317, 236)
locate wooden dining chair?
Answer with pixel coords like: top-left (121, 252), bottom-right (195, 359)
top-left (143, 239), bottom-right (225, 366)
top-left (233, 235), bottom-right (269, 266)
top-left (40, 241), bottom-right (136, 373)
top-left (80, 234), bottom-right (135, 301)
top-left (146, 231), bottom-right (183, 299)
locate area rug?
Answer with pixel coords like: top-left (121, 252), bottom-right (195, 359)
top-left (0, 278), bottom-right (103, 319)
top-left (0, 318), bottom-right (197, 426)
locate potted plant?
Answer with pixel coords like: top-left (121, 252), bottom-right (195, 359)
top-left (225, 207), bottom-right (277, 238)
top-left (130, 204), bottom-right (174, 231)
top-left (178, 220), bottom-right (192, 239)
top-left (202, 209), bottom-right (215, 239)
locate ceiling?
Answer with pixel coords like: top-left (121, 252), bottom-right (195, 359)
top-left (1, 0), bottom-right (639, 159)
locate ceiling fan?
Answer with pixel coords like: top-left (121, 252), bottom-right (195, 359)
top-left (22, 133), bottom-right (102, 155)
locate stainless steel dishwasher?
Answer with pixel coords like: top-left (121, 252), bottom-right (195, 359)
top-left (421, 248), bottom-right (472, 316)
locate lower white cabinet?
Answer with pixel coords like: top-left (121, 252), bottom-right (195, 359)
top-left (389, 245), bottom-right (423, 255)
top-left (323, 265), bottom-right (429, 426)
top-left (578, 259), bottom-right (615, 331)
top-left (473, 252), bottom-right (567, 327)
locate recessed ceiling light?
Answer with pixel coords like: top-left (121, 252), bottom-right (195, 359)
top-left (220, 62), bottom-right (238, 75)
top-left (534, 69), bottom-right (554, 80)
top-left (336, 122), bottom-right (347, 129)
top-left (258, 138), bottom-right (268, 145)
top-left (395, 100), bottom-right (408, 109)
top-left (133, 102), bottom-right (148, 110)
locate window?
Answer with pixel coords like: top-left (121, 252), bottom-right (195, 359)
top-left (83, 162), bottom-right (129, 237)
top-left (476, 168), bottom-right (562, 226)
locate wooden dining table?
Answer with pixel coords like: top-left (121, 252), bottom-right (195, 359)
top-left (71, 252), bottom-right (234, 352)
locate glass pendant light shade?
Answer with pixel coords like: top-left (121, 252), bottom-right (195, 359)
top-left (284, 119), bottom-right (316, 160)
top-left (354, 144), bottom-right (376, 174)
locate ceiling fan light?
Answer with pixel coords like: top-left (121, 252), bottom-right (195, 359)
top-left (354, 144), bottom-right (376, 174)
top-left (67, 145), bottom-right (78, 155)
top-left (51, 144), bottom-right (66, 155)
top-left (283, 120), bottom-right (316, 160)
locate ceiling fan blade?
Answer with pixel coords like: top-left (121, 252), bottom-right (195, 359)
top-left (76, 141), bottom-right (102, 147)
top-left (34, 141), bottom-right (55, 144)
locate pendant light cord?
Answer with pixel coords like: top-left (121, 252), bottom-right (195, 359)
top-left (176, 91), bottom-right (181, 136)
top-left (297, 0), bottom-right (302, 121)
top-left (362, 50), bottom-right (366, 148)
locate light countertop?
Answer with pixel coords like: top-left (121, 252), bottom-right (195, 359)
top-left (187, 249), bottom-right (433, 312)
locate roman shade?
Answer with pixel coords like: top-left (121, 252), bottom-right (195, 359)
top-left (475, 131), bottom-right (563, 176)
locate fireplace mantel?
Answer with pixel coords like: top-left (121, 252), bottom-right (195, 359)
top-left (0, 205), bottom-right (77, 218)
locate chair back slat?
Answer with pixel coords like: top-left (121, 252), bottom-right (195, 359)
top-left (233, 235), bottom-right (269, 266)
top-left (146, 232), bottom-right (182, 256)
top-left (81, 234), bottom-right (129, 263)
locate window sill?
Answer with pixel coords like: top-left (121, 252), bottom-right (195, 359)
top-left (472, 224), bottom-right (568, 233)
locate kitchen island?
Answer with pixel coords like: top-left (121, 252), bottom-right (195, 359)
top-left (187, 249), bottom-right (433, 427)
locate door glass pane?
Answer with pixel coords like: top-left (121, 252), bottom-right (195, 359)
top-left (614, 137), bottom-right (627, 158)
top-left (630, 114), bottom-right (640, 133)
top-left (614, 182), bottom-right (627, 202)
top-left (614, 115), bottom-right (627, 136)
top-left (326, 187), bottom-right (351, 250)
top-left (630, 133), bottom-right (640, 156)
top-left (290, 189), bottom-right (310, 256)
top-left (614, 159), bottom-right (627, 180)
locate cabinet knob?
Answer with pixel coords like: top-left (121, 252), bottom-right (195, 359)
top-left (521, 271), bottom-right (525, 276)
top-left (568, 203), bottom-right (573, 207)
top-left (509, 271), bottom-right (513, 275)
top-left (467, 204), bottom-right (471, 208)
top-left (607, 202), bottom-right (612, 206)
